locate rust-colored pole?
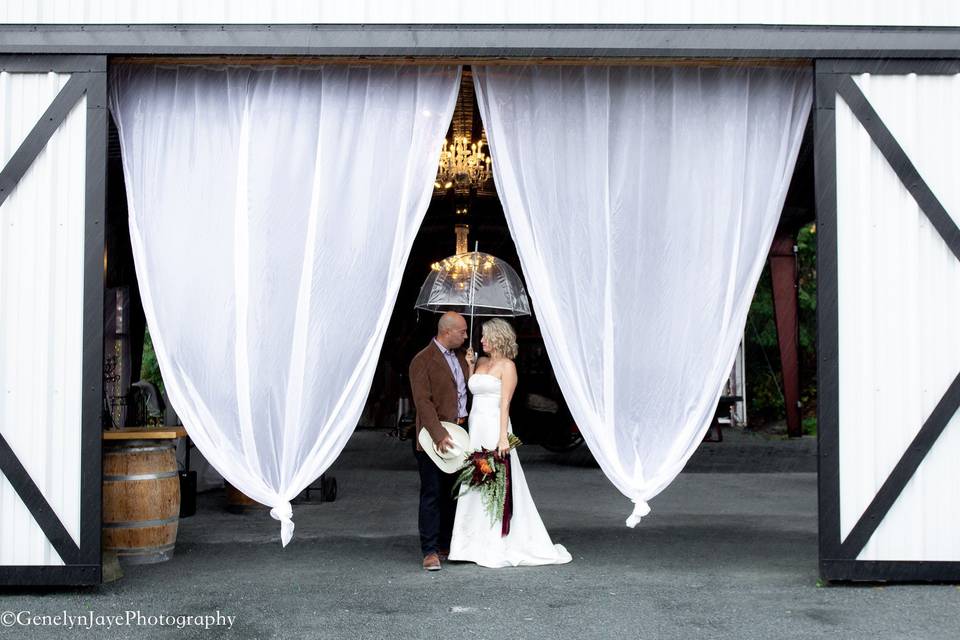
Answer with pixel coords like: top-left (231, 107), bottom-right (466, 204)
top-left (769, 232), bottom-right (803, 438)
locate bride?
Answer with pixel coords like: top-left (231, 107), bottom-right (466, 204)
top-left (449, 318), bottom-right (572, 568)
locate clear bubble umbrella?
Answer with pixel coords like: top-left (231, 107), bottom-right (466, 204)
top-left (415, 244), bottom-right (530, 347)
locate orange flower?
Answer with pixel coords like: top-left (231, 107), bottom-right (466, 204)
top-left (477, 459), bottom-right (493, 475)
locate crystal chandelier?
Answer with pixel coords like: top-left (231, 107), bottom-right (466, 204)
top-left (434, 135), bottom-right (492, 191)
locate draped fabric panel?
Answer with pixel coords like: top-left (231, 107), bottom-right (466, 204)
top-left (109, 64), bottom-right (461, 545)
top-left (473, 65), bottom-right (812, 524)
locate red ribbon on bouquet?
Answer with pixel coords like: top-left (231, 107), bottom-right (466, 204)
top-left (501, 454), bottom-right (513, 537)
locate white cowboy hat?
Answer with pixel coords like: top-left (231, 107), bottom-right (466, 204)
top-left (418, 421), bottom-right (470, 474)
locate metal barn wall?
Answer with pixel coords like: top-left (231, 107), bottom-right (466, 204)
top-left (0, 71), bottom-right (87, 566)
top-left (835, 72), bottom-right (960, 562)
top-left (1, 0), bottom-right (959, 26)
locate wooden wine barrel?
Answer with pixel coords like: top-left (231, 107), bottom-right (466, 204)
top-left (102, 440), bottom-right (180, 564)
top-left (225, 482), bottom-right (264, 513)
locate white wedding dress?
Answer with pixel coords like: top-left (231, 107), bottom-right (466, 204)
top-left (448, 373), bottom-right (572, 568)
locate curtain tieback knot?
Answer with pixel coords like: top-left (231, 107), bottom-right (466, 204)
top-left (269, 501), bottom-right (295, 547)
top-left (625, 499), bottom-right (651, 528)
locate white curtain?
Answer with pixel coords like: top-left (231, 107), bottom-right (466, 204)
top-left (109, 64), bottom-right (461, 545)
top-left (474, 65), bottom-right (812, 525)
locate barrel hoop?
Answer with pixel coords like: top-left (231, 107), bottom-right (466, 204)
top-left (111, 544), bottom-right (176, 554)
top-left (103, 516), bottom-right (179, 529)
top-left (103, 470), bottom-right (179, 482)
top-left (104, 444), bottom-right (175, 454)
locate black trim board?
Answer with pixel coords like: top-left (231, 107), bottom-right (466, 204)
top-left (0, 74), bottom-right (89, 210)
top-left (0, 24), bottom-right (959, 57)
top-left (80, 68), bottom-right (106, 569)
top-left (0, 54), bottom-right (106, 72)
top-left (0, 565), bottom-right (100, 587)
top-left (814, 65), bottom-right (841, 563)
top-left (818, 59), bottom-right (960, 74)
top-left (0, 434), bottom-right (79, 564)
top-left (821, 560), bottom-right (960, 583)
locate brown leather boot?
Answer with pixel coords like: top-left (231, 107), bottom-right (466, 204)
top-left (422, 552), bottom-right (441, 571)
top-left (438, 549), bottom-right (450, 562)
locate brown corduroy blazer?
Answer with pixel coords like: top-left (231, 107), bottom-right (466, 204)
top-left (409, 340), bottom-right (470, 451)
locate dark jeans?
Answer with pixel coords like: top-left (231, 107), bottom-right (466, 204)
top-left (414, 442), bottom-right (456, 556)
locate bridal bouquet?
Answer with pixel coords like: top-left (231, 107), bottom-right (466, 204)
top-left (453, 434), bottom-right (522, 535)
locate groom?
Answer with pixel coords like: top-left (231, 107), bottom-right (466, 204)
top-left (409, 311), bottom-right (470, 571)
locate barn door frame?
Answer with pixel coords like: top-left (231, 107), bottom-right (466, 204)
top-left (816, 58), bottom-right (960, 582)
top-left (0, 54), bottom-right (106, 585)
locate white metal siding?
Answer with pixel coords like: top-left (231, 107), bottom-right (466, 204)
top-left (836, 73), bottom-right (960, 561)
top-left (1, 0), bottom-right (958, 27)
top-left (0, 72), bottom-right (85, 565)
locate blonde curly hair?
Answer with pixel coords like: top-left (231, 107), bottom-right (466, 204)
top-left (482, 318), bottom-right (518, 360)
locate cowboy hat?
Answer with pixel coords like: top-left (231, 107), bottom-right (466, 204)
top-left (418, 421), bottom-right (470, 474)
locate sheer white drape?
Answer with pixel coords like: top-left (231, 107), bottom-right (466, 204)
top-left (474, 65), bottom-right (812, 525)
top-left (110, 64), bottom-right (461, 545)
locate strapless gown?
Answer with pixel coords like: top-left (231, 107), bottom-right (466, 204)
top-left (448, 373), bottom-right (572, 568)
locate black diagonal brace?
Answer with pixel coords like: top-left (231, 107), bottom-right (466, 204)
top-left (839, 371), bottom-right (960, 558)
top-left (836, 76), bottom-right (960, 263)
top-left (0, 433), bottom-right (80, 564)
top-left (0, 73), bottom-right (89, 211)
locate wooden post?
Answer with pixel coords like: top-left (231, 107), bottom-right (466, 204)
top-left (769, 231), bottom-right (803, 438)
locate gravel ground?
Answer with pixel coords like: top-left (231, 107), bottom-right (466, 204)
top-left (1, 429), bottom-right (956, 640)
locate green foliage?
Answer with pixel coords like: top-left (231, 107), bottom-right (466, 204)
top-left (744, 223), bottom-right (818, 427)
top-left (453, 434), bottom-right (522, 527)
top-left (140, 326), bottom-right (165, 397)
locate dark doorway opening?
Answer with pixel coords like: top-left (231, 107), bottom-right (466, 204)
top-left (361, 68), bottom-right (582, 453)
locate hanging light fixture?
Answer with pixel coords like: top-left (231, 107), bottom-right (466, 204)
top-left (434, 135), bottom-right (492, 191)
top-left (455, 224), bottom-right (469, 255)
